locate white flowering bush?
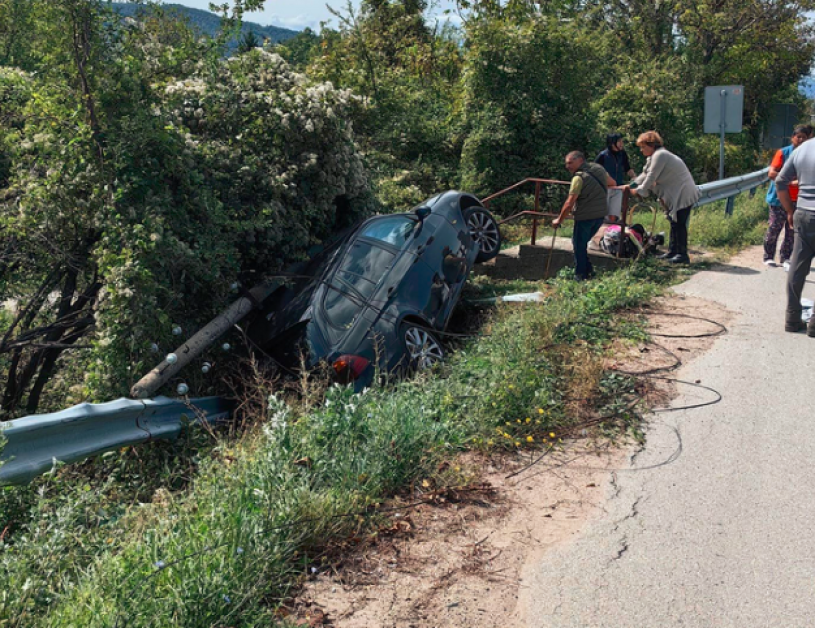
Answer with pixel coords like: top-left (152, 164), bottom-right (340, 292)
top-left (0, 3), bottom-right (375, 413)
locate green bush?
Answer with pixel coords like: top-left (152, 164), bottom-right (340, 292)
top-left (0, 11), bottom-right (376, 413)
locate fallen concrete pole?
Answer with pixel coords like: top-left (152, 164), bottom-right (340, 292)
top-left (130, 279), bottom-right (280, 399)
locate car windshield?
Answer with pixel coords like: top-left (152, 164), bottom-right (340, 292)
top-left (324, 240), bottom-right (396, 329)
top-left (359, 216), bottom-right (416, 247)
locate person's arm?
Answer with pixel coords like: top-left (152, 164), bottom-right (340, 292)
top-left (606, 174), bottom-right (616, 187)
top-left (622, 151), bottom-right (635, 180)
top-left (769, 149), bottom-right (784, 180)
top-left (776, 155), bottom-right (798, 227)
top-left (632, 151), bottom-right (666, 199)
top-left (552, 194), bottom-right (578, 228)
top-left (552, 176), bottom-right (582, 227)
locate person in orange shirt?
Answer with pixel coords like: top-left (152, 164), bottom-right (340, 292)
top-left (764, 125), bottom-right (812, 269)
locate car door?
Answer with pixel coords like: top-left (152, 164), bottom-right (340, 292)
top-left (411, 213), bottom-right (471, 326)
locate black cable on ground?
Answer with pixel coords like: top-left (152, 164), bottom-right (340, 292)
top-left (642, 311), bottom-right (728, 338)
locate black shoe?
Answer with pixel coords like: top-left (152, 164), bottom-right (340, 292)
top-left (667, 254), bottom-right (690, 264)
top-left (656, 251), bottom-right (676, 259)
top-left (808, 322), bottom-right (815, 338)
top-left (786, 321), bottom-right (806, 333)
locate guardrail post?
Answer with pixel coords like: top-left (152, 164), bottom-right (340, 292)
top-left (725, 196), bottom-right (735, 217)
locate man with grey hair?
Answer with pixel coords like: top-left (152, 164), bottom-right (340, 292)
top-left (776, 135), bottom-right (815, 334)
top-left (552, 151), bottom-right (616, 280)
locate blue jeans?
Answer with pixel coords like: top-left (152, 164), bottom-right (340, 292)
top-left (572, 217), bottom-right (605, 280)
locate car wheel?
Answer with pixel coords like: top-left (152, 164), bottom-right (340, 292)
top-left (464, 207), bottom-right (502, 263)
top-left (401, 323), bottom-right (444, 371)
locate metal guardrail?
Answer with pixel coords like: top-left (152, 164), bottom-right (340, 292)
top-left (695, 167), bottom-right (769, 207)
top-left (0, 396), bottom-right (232, 485)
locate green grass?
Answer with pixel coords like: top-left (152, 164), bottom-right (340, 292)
top-left (630, 190), bottom-right (768, 254)
top-left (1, 263), bottom-right (668, 627)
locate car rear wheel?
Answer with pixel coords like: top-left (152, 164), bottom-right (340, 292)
top-left (464, 207), bottom-right (502, 263)
top-left (401, 323), bottom-right (444, 371)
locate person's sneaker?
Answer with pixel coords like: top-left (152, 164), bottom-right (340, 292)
top-left (764, 259), bottom-right (777, 267)
top-left (656, 251), bottom-right (675, 259)
top-left (783, 261), bottom-right (791, 272)
top-left (668, 254), bottom-right (690, 265)
top-left (786, 320), bottom-right (806, 333)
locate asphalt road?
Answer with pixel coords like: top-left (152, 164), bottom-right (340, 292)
top-left (525, 251), bottom-right (815, 628)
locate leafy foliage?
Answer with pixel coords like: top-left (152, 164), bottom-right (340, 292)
top-left (0, 2), bottom-right (374, 414)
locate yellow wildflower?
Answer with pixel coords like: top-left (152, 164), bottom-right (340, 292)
top-left (526, 436), bottom-right (534, 443)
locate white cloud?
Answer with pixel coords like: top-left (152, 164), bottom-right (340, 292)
top-left (266, 13), bottom-right (323, 31)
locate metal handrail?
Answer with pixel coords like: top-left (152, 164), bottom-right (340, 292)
top-left (481, 177), bottom-right (571, 205)
top-left (481, 178), bottom-right (630, 249)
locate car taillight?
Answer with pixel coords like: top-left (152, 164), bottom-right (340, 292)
top-left (332, 354), bottom-right (370, 381)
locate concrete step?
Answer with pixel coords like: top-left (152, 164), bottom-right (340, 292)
top-left (475, 243), bottom-right (630, 281)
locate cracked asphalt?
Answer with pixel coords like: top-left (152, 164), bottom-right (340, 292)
top-left (525, 250), bottom-right (815, 627)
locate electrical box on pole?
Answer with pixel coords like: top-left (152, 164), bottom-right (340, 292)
top-left (704, 85), bottom-right (744, 180)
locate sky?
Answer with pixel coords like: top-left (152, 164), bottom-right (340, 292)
top-left (172, 0), bottom-right (459, 32)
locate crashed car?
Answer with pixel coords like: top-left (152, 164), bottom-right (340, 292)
top-left (247, 191), bottom-right (502, 388)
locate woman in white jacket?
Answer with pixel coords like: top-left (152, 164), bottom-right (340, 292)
top-left (628, 131), bottom-right (700, 264)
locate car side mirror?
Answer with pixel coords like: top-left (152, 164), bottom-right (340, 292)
top-left (415, 206), bottom-right (431, 222)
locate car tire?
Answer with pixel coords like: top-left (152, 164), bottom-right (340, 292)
top-left (464, 207), bottom-right (502, 263)
top-left (400, 322), bottom-right (445, 372)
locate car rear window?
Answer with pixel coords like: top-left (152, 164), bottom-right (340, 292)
top-left (324, 241), bottom-right (396, 328)
top-left (359, 216), bottom-right (415, 247)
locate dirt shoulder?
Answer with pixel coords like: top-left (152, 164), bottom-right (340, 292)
top-left (292, 292), bottom-right (733, 628)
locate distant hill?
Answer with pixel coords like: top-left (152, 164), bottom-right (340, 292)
top-left (112, 2), bottom-right (300, 46)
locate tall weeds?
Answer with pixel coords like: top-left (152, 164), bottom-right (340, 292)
top-left (1, 264), bottom-right (663, 627)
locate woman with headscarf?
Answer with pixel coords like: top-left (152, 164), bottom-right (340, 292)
top-left (628, 131), bottom-right (700, 264)
top-left (595, 132), bottom-right (635, 186)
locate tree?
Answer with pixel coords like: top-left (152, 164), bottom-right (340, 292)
top-left (0, 1), bottom-right (374, 414)
top-left (459, 12), bottom-right (603, 200)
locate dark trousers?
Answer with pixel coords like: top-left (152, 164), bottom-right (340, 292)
top-left (572, 217), bottom-right (605, 280)
top-left (786, 209), bottom-right (815, 326)
top-left (764, 205), bottom-right (794, 263)
top-left (668, 205), bottom-right (693, 258)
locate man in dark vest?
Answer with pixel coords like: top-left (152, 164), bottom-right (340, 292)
top-left (552, 151), bottom-right (616, 281)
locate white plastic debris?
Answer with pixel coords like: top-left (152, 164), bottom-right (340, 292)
top-left (149, 343), bottom-right (159, 353)
top-left (166, 353), bottom-right (178, 365)
top-left (201, 362), bottom-right (212, 374)
top-left (176, 383), bottom-right (189, 395)
top-left (172, 325), bottom-right (182, 336)
top-left (222, 343), bottom-right (231, 351)
top-left (802, 299), bottom-right (813, 323)
top-left (470, 292), bottom-right (547, 304)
